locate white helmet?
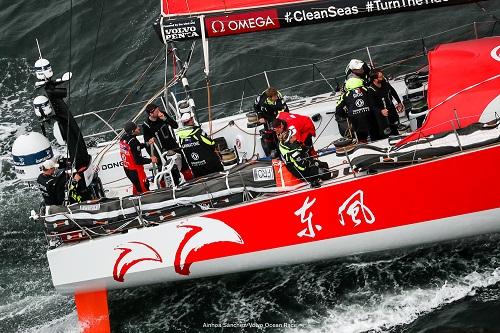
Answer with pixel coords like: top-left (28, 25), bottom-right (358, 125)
top-left (180, 112), bottom-right (193, 123)
top-left (34, 58), bottom-right (53, 80)
top-left (345, 59), bottom-right (365, 74)
top-left (33, 95), bottom-right (54, 118)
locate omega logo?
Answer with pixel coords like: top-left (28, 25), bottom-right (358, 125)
top-left (211, 20), bottom-right (225, 33)
top-left (210, 16), bottom-right (276, 34)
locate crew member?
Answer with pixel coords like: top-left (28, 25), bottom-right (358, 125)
top-left (278, 128), bottom-right (330, 188)
top-left (254, 87), bottom-right (289, 157)
top-left (336, 76), bottom-right (378, 143)
top-left (68, 172), bottom-right (88, 204)
top-left (367, 70), bottom-right (404, 137)
top-left (336, 59), bottom-right (373, 138)
top-left (254, 87), bottom-right (289, 126)
top-left (36, 159), bottom-right (66, 206)
top-left (274, 112), bottom-right (317, 156)
top-left (345, 59), bottom-right (372, 85)
top-left (120, 121), bottom-right (157, 195)
top-left (142, 103), bottom-right (182, 185)
top-left (176, 113), bottom-right (223, 178)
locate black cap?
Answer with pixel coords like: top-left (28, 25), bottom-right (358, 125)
top-left (124, 121), bottom-right (137, 134)
top-left (145, 103), bottom-right (158, 115)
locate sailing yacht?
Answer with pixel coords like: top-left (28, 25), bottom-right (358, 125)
top-left (9, 0), bottom-right (499, 331)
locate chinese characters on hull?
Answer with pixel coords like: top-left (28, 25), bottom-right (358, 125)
top-left (338, 190), bottom-right (375, 227)
top-left (294, 190), bottom-right (376, 239)
top-left (295, 196), bottom-right (322, 238)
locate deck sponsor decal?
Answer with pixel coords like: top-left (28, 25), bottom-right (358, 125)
top-left (277, 0), bottom-right (476, 29)
top-left (205, 9), bottom-right (280, 38)
top-left (113, 241), bottom-right (163, 282)
top-left (101, 160), bottom-right (123, 170)
top-left (78, 204), bottom-right (101, 211)
top-left (12, 147), bottom-right (53, 166)
top-left (158, 17), bottom-right (201, 42)
top-left (174, 218), bottom-right (244, 275)
top-left (338, 190), bottom-right (375, 227)
top-left (253, 166), bottom-right (275, 181)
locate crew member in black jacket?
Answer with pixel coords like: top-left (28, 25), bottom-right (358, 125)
top-left (142, 103), bottom-right (183, 185)
top-left (254, 87), bottom-right (289, 157)
top-left (254, 87), bottom-right (289, 126)
top-left (142, 103), bottom-right (179, 154)
top-left (367, 70), bottom-right (404, 137)
top-left (176, 113), bottom-right (223, 178)
top-left (36, 159), bottom-right (66, 206)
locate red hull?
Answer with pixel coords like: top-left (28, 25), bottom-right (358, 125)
top-left (184, 144), bottom-right (500, 266)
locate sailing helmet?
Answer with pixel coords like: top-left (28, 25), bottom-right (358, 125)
top-left (34, 58), bottom-right (53, 81)
top-left (345, 59), bottom-right (364, 74)
top-left (181, 112), bottom-right (193, 123)
top-left (33, 95), bottom-right (54, 118)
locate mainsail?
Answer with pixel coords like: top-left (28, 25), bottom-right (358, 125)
top-left (157, 0), bottom-right (477, 42)
top-left (161, 0), bottom-right (318, 16)
top-left (397, 37), bottom-right (500, 146)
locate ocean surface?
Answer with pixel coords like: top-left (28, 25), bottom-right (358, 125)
top-left (1, 0), bottom-right (499, 332)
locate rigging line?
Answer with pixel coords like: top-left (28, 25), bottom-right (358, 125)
top-left (206, 78), bottom-right (213, 136)
top-left (82, 0), bottom-right (105, 119)
top-left (103, 46), bottom-right (164, 127)
top-left (474, 3), bottom-right (499, 23)
top-left (63, 0), bottom-right (77, 207)
top-left (313, 113), bottom-right (337, 146)
top-left (85, 99), bottom-right (150, 115)
top-left (93, 80), bottom-right (177, 166)
top-left (66, 0), bottom-right (73, 167)
top-left (136, 56), bottom-right (165, 93)
top-left (73, 0), bottom-right (105, 172)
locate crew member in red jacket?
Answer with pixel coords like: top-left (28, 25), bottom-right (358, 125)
top-left (274, 112), bottom-right (317, 156)
top-left (120, 121), bottom-right (157, 195)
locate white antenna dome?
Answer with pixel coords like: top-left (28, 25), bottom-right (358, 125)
top-left (34, 58), bottom-right (53, 80)
top-left (11, 132), bottom-right (54, 181)
top-left (33, 95), bottom-right (54, 118)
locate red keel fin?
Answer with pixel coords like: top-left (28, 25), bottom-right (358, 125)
top-left (74, 289), bottom-right (111, 333)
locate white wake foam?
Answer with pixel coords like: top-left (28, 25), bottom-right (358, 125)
top-left (288, 268), bottom-right (500, 333)
top-left (21, 312), bottom-right (79, 333)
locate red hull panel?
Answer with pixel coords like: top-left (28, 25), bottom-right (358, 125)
top-left (187, 146), bottom-right (500, 265)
